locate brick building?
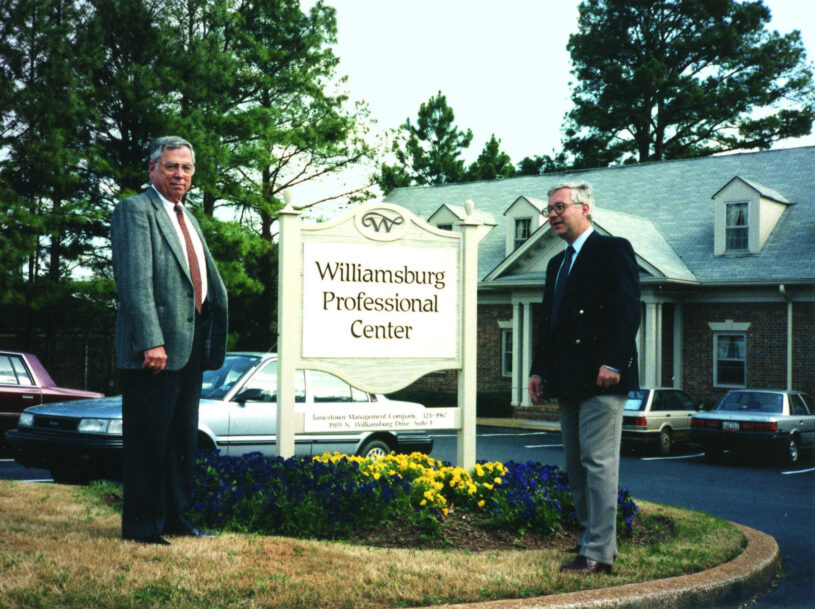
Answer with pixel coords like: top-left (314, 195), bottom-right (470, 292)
top-left (386, 146), bottom-right (815, 410)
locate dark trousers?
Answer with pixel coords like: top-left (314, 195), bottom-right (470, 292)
top-left (120, 314), bottom-right (204, 540)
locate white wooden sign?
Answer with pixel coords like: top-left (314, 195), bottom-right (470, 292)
top-left (276, 197), bottom-right (489, 469)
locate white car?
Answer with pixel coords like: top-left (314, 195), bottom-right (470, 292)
top-left (5, 352), bottom-right (433, 483)
top-left (622, 388), bottom-right (702, 455)
top-left (691, 389), bottom-right (815, 464)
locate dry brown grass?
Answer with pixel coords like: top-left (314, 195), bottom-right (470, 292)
top-left (0, 480), bottom-right (744, 609)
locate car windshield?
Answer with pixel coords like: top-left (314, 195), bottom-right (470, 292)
top-left (201, 355), bottom-right (261, 399)
top-left (624, 390), bottom-right (647, 411)
top-left (716, 391), bottom-right (783, 414)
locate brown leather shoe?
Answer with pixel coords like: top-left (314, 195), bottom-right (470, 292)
top-left (560, 555), bottom-right (612, 574)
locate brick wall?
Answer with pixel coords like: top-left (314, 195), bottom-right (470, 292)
top-left (792, 302), bottom-right (815, 396)
top-left (681, 301), bottom-right (812, 405)
top-left (404, 303), bottom-right (513, 395)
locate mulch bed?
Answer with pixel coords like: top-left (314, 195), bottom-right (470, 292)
top-left (347, 510), bottom-right (675, 552)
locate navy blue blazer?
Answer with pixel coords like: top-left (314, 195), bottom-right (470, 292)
top-left (530, 230), bottom-right (640, 401)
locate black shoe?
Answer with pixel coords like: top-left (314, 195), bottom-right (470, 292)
top-left (125, 534), bottom-right (171, 546)
top-left (560, 555), bottom-right (612, 574)
top-left (165, 526), bottom-right (215, 538)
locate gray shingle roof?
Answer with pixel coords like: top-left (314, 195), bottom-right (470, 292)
top-left (385, 146), bottom-right (815, 284)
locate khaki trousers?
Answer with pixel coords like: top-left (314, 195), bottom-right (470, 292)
top-left (558, 393), bottom-right (625, 565)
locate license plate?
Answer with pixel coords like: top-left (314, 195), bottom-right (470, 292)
top-left (722, 421), bottom-right (739, 432)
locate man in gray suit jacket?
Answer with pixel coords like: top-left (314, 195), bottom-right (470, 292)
top-left (529, 182), bottom-right (640, 574)
top-left (111, 136), bottom-right (228, 545)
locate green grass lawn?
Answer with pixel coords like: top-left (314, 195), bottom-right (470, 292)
top-left (0, 479), bottom-right (744, 609)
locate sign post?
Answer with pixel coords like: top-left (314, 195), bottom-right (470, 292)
top-left (276, 196), bottom-right (490, 470)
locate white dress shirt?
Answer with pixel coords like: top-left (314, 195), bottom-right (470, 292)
top-left (152, 186), bottom-right (208, 304)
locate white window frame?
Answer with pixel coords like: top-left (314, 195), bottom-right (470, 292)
top-left (501, 329), bottom-right (513, 377)
top-left (725, 201), bottom-right (749, 252)
top-left (713, 332), bottom-right (747, 388)
top-left (513, 218), bottom-right (531, 250)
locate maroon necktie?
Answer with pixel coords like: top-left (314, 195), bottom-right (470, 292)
top-left (174, 204), bottom-right (203, 314)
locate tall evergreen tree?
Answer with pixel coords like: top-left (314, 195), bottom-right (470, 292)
top-left (0, 0), bottom-right (107, 360)
top-left (375, 91), bottom-right (473, 193)
top-left (564, 0), bottom-right (815, 166)
top-left (467, 134), bottom-right (515, 181)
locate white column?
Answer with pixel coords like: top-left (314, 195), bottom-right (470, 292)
top-left (655, 302), bottom-right (663, 385)
top-left (457, 203), bottom-right (480, 471)
top-left (521, 301), bottom-right (533, 407)
top-left (511, 302), bottom-right (521, 407)
top-left (786, 300), bottom-right (794, 391)
top-left (643, 301), bottom-right (659, 388)
top-left (276, 197), bottom-right (301, 458)
top-left (673, 304), bottom-right (683, 388)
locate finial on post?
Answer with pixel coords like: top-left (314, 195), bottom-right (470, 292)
top-left (464, 199), bottom-right (475, 219)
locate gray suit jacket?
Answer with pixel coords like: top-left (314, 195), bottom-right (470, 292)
top-left (111, 187), bottom-right (228, 371)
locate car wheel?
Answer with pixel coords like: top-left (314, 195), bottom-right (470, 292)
top-left (50, 468), bottom-right (90, 485)
top-left (782, 435), bottom-right (800, 465)
top-left (359, 439), bottom-right (392, 459)
top-left (657, 429), bottom-right (673, 456)
top-left (703, 444), bottom-right (722, 462)
top-left (198, 433), bottom-right (217, 454)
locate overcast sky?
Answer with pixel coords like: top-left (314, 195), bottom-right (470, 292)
top-left (295, 0), bottom-right (815, 207)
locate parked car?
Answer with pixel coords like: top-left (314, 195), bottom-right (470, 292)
top-left (691, 389), bottom-right (815, 465)
top-left (5, 352), bottom-right (434, 483)
top-left (622, 388), bottom-right (703, 455)
top-left (0, 351), bottom-right (103, 450)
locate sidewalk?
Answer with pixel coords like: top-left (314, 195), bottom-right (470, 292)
top-left (477, 417), bottom-right (561, 432)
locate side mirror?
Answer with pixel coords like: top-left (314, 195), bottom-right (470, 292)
top-left (233, 387), bottom-right (274, 403)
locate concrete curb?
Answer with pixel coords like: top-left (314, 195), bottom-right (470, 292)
top-left (416, 524), bottom-right (780, 609)
top-left (477, 418), bottom-right (561, 431)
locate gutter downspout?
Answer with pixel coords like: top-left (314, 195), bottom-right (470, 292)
top-left (779, 284), bottom-right (793, 391)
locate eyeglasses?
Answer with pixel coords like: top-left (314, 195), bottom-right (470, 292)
top-left (159, 162), bottom-right (196, 175)
top-left (545, 201), bottom-right (582, 215)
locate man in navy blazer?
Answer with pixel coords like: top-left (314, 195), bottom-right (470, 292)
top-left (111, 136), bottom-right (228, 545)
top-left (529, 182), bottom-right (640, 574)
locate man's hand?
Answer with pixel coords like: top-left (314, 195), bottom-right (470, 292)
top-left (596, 366), bottom-right (620, 388)
top-left (528, 376), bottom-right (543, 404)
top-left (142, 346), bottom-right (168, 374)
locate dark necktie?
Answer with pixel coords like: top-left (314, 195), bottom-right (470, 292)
top-left (174, 204), bottom-right (203, 314)
top-left (550, 245), bottom-right (574, 329)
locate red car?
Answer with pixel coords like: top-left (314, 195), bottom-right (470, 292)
top-left (0, 351), bottom-right (103, 448)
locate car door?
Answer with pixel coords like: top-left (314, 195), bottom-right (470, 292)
top-left (306, 369), bottom-right (372, 456)
top-left (0, 353), bottom-right (43, 415)
top-left (791, 393), bottom-right (815, 448)
top-left (666, 390), bottom-right (696, 439)
top-left (225, 360), bottom-right (309, 457)
top-left (647, 390), bottom-right (669, 433)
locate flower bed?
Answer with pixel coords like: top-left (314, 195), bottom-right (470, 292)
top-left (190, 451), bottom-right (638, 542)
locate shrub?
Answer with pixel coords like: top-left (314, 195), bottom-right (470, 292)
top-left (189, 451), bottom-right (638, 541)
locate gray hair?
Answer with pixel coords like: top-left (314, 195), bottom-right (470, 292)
top-left (547, 181), bottom-right (594, 218)
top-left (149, 136), bottom-right (195, 164)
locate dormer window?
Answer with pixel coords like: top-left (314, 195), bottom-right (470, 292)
top-left (437, 224), bottom-right (453, 231)
top-left (725, 202), bottom-right (748, 252)
top-left (514, 218), bottom-right (531, 249)
top-left (502, 196), bottom-right (547, 256)
top-left (712, 177), bottom-right (791, 257)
